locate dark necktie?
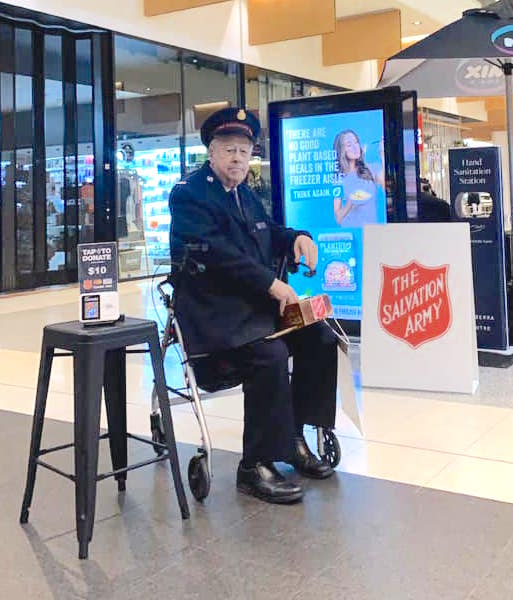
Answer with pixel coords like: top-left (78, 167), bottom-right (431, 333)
top-left (230, 188), bottom-right (245, 222)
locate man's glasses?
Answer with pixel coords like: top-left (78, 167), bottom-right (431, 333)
top-left (219, 145), bottom-right (251, 158)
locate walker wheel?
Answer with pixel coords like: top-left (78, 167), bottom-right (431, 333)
top-left (320, 430), bottom-right (341, 468)
top-left (188, 453), bottom-right (210, 501)
top-left (150, 414), bottom-right (166, 456)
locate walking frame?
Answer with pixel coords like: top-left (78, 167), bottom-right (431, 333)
top-left (149, 256), bottom-right (342, 501)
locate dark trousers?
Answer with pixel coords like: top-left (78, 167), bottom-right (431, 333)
top-left (221, 321), bottom-right (338, 463)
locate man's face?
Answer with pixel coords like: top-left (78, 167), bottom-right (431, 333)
top-left (209, 134), bottom-right (252, 188)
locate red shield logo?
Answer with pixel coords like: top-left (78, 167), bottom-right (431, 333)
top-left (378, 261), bottom-right (452, 349)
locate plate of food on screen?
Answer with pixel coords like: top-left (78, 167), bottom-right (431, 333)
top-left (349, 189), bottom-right (372, 203)
top-left (322, 260), bottom-right (357, 292)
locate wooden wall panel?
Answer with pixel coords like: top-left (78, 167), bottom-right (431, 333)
top-left (486, 107), bottom-right (506, 128)
top-left (322, 9), bottom-right (401, 66)
top-left (466, 123), bottom-right (492, 141)
top-left (144, 0), bottom-right (230, 17)
top-left (248, 0), bottom-right (335, 46)
top-left (458, 96), bottom-right (488, 103)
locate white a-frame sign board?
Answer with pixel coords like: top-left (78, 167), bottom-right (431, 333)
top-left (361, 223), bottom-right (478, 394)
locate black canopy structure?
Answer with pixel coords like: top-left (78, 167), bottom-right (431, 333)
top-left (380, 0), bottom-right (513, 236)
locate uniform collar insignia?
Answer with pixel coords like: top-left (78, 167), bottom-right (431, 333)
top-left (207, 175), bottom-right (214, 183)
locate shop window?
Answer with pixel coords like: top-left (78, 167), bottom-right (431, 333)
top-left (14, 28), bottom-right (34, 273)
top-left (44, 35), bottom-right (65, 271)
top-left (182, 52), bottom-right (238, 176)
top-left (244, 69), bottom-right (291, 215)
top-left (76, 38), bottom-right (95, 245)
top-left (244, 69), bottom-right (341, 217)
top-left (303, 83), bottom-right (339, 97)
top-left (0, 8), bottom-right (107, 291)
top-left (44, 36), bottom-right (95, 273)
top-left (0, 23), bottom-right (15, 289)
top-left (419, 108), bottom-right (462, 203)
top-left (114, 35), bottom-right (182, 279)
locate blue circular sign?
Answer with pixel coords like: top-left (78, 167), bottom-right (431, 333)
top-left (491, 25), bottom-right (513, 55)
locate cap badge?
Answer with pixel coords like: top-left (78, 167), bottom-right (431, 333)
top-left (237, 109), bottom-right (246, 121)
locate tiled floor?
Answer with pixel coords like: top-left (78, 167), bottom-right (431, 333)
top-left (5, 280), bottom-right (513, 598)
top-left (3, 279), bottom-right (513, 505)
top-left (4, 411), bottom-right (513, 600)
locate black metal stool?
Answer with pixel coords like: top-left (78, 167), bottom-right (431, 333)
top-left (20, 317), bottom-right (190, 559)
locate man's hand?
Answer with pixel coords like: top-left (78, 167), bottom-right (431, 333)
top-left (294, 235), bottom-right (318, 271)
top-left (268, 279), bottom-right (299, 316)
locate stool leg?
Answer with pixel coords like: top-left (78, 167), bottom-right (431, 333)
top-left (104, 349), bottom-right (127, 492)
top-left (74, 347), bottom-right (104, 559)
top-left (20, 342), bottom-right (54, 524)
top-left (148, 334), bottom-right (190, 519)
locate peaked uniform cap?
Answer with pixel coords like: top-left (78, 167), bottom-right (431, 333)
top-left (201, 107), bottom-right (260, 146)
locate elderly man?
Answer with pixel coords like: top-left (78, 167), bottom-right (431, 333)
top-left (169, 107), bottom-right (337, 504)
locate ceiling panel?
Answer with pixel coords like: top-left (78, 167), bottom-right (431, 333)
top-left (335, 0), bottom-right (481, 38)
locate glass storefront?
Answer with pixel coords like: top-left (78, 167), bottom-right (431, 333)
top-left (0, 10), bottom-right (110, 291)
top-left (113, 43), bottom-right (341, 280)
top-left (418, 108), bottom-right (464, 203)
top-left (114, 36), bottom-right (183, 279)
top-left (245, 67), bottom-right (340, 215)
top-left (0, 4), bottom-right (343, 290)
top-left (14, 28), bottom-right (34, 275)
top-left (182, 52), bottom-right (238, 176)
top-left (114, 38), bottom-right (240, 278)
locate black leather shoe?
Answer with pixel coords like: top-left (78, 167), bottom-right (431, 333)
top-left (237, 462), bottom-right (303, 504)
top-left (289, 435), bottom-right (334, 479)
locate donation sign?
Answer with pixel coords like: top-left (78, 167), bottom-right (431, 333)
top-left (78, 242), bottom-right (120, 324)
top-left (78, 242), bottom-right (118, 294)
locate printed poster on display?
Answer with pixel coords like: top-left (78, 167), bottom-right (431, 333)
top-left (449, 146), bottom-right (508, 351)
top-left (361, 223), bottom-right (478, 394)
top-left (78, 242), bottom-right (120, 324)
top-left (78, 242), bottom-right (118, 294)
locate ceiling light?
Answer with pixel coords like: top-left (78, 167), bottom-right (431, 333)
top-left (192, 58), bottom-right (198, 64)
top-left (402, 34), bottom-right (428, 44)
top-left (412, 20), bottom-right (422, 26)
top-left (145, 87), bottom-right (151, 92)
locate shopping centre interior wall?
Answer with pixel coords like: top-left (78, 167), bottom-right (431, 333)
top-left (492, 130), bottom-right (512, 230)
top-left (1, 0), bottom-right (377, 90)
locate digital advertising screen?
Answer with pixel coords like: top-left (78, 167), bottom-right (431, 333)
top-left (280, 109), bottom-right (387, 320)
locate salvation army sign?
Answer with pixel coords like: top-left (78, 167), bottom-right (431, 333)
top-left (378, 261), bottom-right (451, 349)
top-left (361, 223), bottom-right (478, 394)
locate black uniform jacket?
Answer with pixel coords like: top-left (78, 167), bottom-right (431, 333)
top-left (169, 162), bottom-right (305, 355)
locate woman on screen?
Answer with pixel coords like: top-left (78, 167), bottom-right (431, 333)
top-left (333, 130), bottom-right (385, 227)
